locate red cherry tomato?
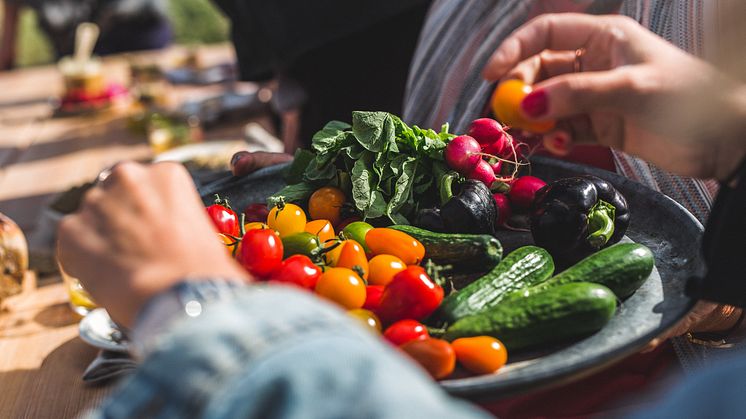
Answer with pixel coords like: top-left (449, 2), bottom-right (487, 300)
top-left (240, 229), bottom-right (283, 277)
top-left (401, 338), bottom-right (456, 380)
top-left (363, 285), bottom-right (384, 312)
top-left (244, 203), bottom-right (270, 223)
top-left (206, 201), bottom-right (240, 237)
top-left (269, 254), bottom-right (322, 289)
top-left (377, 266), bottom-right (444, 323)
top-left (383, 319), bottom-right (429, 346)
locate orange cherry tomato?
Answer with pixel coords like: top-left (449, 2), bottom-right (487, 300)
top-left (347, 308), bottom-right (382, 334)
top-left (452, 336), bottom-right (508, 375)
top-left (244, 222), bottom-right (267, 231)
top-left (324, 239), bottom-right (344, 266)
top-left (491, 79), bottom-right (555, 133)
top-left (401, 338), bottom-right (456, 380)
top-left (218, 233), bottom-right (237, 255)
top-left (368, 254), bottom-right (406, 286)
top-left (267, 202), bottom-right (307, 237)
top-left (365, 228), bottom-right (425, 265)
top-left (315, 267), bottom-right (366, 309)
top-left (308, 186), bottom-right (346, 226)
top-left (335, 240), bottom-right (369, 280)
top-left (305, 219), bottom-right (336, 244)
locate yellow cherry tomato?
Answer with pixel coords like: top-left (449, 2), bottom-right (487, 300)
top-left (267, 202), bottom-right (307, 237)
top-left (452, 336), bottom-right (508, 375)
top-left (347, 308), bottom-right (382, 334)
top-left (335, 240), bottom-right (369, 280)
top-left (365, 228), bottom-right (425, 265)
top-left (491, 79), bottom-right (555, 134)
top-left (305, 219), bottom-right (336, 244)
top-left (308, 186), bottom-right (346, 226)
top-left (368, 254), bottom-right (406, 286)
top-left (315, 267), bottom-right (366, 309)
top-left (244, 222), bottom-right (268, 231)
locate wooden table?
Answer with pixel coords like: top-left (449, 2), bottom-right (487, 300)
top-left (0, 44), bottom-right (279, 418)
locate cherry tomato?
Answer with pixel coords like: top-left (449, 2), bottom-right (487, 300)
top-left (244, 222), bottom-right (267, 231)
top-left (401, 338), bottom-right (456, 380)
top-left (244, 203), bottom-right (270, 223)
top-left (218, 233), bottom-right (237, 255)
top-left (347, 308), bottom-right (382, 334)
top-left (305, 219), bottom-right (336, 244)
top-left (363, 285), bottom-right (384, 312)
top-left (368, 255), bottom-right (406, 286)
top-left (270, 254), bottom-right (322, 290)
top-left (452, 336), bottom-right (508, 375)
top-left (342, 221), bottom-right (373, 254)
top-left (335, 240), bottom-right (369, 280)
top-left (324, 239), bottom-right (344, 266)
top-left (365, 228), bottom-right (425, 265)
top-left (383, 319), bottom-right (429, 346)
top-left (206, 200), bottom-right (240, 237)
top-left (267, 202), bottom-right (307, 237)
top-left (491, 79), bottom-right (555, 133)
top-left (282, 232), bottom-right (323, 261)
top-left (377, 266), bottom-right (444, 323)
top-left (240, 229), bottom-right (283, 277)
top-left (308, 186), bottom-right (346, 226)
top-left (315, 267), bottom-right (366, 309)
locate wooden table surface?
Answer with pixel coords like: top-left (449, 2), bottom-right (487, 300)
top-left (0, 44), bottom-right (278, 418)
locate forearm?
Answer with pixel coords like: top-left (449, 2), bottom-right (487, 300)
top-left (86, 281), bottom-right (489, 419)
top-left (713, 85), bottom-right (746, 182)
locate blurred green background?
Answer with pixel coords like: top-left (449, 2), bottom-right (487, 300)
top-left (10, 0), bottom-right (230, 67)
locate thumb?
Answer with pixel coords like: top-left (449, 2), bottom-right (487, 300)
top-left (521, 69), bottom-right (638, 121)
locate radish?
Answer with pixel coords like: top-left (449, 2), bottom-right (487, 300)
top-left (468, 118), bottom-right (508, 151)
top-left (490, 159), bottom-right (502, 175)
top-left (492, 193), bottom-right (512, 226)
top-left (466, 159), bottom-right (497, 187)
top-left (445, 135), bottom-right (482, 173)
top-left (508, 176), bottom-right (547, 209)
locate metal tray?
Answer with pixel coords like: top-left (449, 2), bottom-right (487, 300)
top-left (198, 156), bottom-right (700, 401)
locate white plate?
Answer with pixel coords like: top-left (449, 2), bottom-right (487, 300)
top-left (79, 308), bottom-right (130, 353)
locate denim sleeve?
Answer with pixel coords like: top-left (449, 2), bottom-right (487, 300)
top-left (84, 282), bottom-right (490, 419)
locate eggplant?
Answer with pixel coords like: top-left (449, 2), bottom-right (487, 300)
top-left (530, 175), bottom-right (629, 264)
top-left (440, 179), bottom-right (497, 235)
top-left (415, 207), bottom-right (446, 232)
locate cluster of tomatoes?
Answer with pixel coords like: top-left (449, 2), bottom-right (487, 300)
top-left (206, 188), bottom-right (508, 379)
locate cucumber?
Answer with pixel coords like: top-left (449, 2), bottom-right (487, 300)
top-left (389, 225), bottom-right (502, 272)
top-left (438, 246), bottom-right (554, 323)
top-left (444, 282), bottom-right (617, 350)
top-left (509, 243), bottom-right (654, 300)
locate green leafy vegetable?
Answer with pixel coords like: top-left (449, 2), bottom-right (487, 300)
top-left (269, 111), bottom-right (456, 223)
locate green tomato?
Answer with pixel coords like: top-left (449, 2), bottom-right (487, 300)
top-left (282, 232), bottom-right (323, 261)
top-left (342, 222), bottom-right (374, 254)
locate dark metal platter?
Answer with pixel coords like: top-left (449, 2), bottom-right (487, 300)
top-left (198, 156), bottom-right (700, 401)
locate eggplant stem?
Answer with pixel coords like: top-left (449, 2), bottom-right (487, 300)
top-left (587, 200), bottom-right (616, 248)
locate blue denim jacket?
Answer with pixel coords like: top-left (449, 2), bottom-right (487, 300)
top-left (85, 281), bottom-right (491, 419)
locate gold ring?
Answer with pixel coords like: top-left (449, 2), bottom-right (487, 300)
top-left (573, 48), bottom-right (586, 73)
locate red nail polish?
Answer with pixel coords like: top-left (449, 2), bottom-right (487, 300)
top-left (521, 90), bottom-right (549, 118)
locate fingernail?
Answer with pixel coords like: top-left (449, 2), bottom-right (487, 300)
top-left (521, 89), bottom-right (549, 119)
top-left (230, 151), bottom-right (250, 167)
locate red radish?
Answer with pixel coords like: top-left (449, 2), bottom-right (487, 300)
top-left (466, 159), bottom-right (497, 187)
top-left (490, 159), bottom-right (502, 175)
top-left (468, 118), bottom-right (508, 150)
top-left (483, 139), bottom-right (507, 156)
top-left (445, 135), bottom-right (482, 173)
top-left (509, 176), bottom-right (547, 209)
top-left (492, 193), bottom-right (512, 226)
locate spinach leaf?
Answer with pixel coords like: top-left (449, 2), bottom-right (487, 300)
top-left (284, 149), bottom-right (315, 184)
top-left (269, 182), bottom-right (317, 208)
top-left (312, 120), bottom-right (351, 154)
top-left (352, 111), bottom-right (395, 153)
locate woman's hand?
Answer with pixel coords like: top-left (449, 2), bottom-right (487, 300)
top-left (645, 302), bottom-right (742, 351)
top-left (58, 162), bottom-right (251, 328)
top-left (483, 13), bottom-right (746, 180)
top-left (230, 151), bottom-right (293, 177)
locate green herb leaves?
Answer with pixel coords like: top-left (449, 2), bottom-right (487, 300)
top-left (271, 111), bottom-right (455, 223)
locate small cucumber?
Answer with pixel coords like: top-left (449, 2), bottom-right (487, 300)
top-left (438, 246), bottom-right (554, 323)
top-left (510, 242), bottom-right (654, 300)
top-left (444, 282), bottom-right (617, 350)
top-left (389, 225), bottom-right (502, 272)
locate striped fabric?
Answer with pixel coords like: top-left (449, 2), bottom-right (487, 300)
top-left (402, 0), bottom-right (729, 372)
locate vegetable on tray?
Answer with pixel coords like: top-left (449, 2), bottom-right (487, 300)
top-left (439, 178), bottom-right (497, 235)
top-left (531, 175), bottom-right (630, 264)
top-left (443, 282), bottom-right (617, 350)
